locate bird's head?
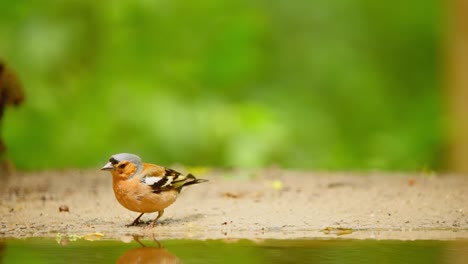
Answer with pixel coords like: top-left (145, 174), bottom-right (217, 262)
top-left (101, 153), bottom-right (143, 179)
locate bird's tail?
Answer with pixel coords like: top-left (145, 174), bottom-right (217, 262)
top-left (182, 173), bottom-right (208, 188)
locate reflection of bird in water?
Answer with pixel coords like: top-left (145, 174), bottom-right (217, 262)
top-left (116, 236), bottom-right (181, 264)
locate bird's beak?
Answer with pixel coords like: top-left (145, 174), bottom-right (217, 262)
top-left (101, 162), bottom-right (114, 171)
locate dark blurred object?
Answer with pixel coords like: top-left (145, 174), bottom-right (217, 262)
top-left (0, 61), bottom-right (25, 176)
top-left (0, 241), bottom-right (4, 257)
top-left (0, 241), bottom-right (5, 264)
top-left (446, 0), bottom-right (468, 175)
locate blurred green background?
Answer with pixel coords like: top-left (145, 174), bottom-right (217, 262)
top-left (0, 0), bottom-right (442, 171)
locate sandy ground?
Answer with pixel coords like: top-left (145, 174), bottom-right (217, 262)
top-left (1, 169), bottom-right (467, 241)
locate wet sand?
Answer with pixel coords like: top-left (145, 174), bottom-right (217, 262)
top-left (1, 169), bottom-right (467, 240)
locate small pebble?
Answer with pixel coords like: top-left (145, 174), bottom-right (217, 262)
top-left (59, 205), bottom-right (69, 212)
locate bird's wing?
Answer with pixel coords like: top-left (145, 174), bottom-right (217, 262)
top-left (139, 163), bottom-right (189, 192)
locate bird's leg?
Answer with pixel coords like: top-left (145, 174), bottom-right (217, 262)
top-left (149, 210), bottom-right (164, 228)
top-left (151, 236), bottom-right (163, 248)
top-left (128, 212), bottom-right (145, 226)
top-left (133, 235), bottom-right (146, 247)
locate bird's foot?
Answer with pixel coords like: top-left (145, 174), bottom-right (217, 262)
top-left (126, 213), bottom-right (145, 227)
top-left (126, 220), bottom-right (142, 227)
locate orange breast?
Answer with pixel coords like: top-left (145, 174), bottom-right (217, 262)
top-left (112, 176), bottom-right (179, 213)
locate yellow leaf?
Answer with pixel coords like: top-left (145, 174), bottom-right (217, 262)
top-left (271, 180), bottom-right (283, 191)
top-left (320, 227), bottom-right (353, 236)
top-left (83, 233), bottom-right (105, 241)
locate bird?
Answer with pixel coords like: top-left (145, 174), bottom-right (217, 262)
top-left (101, 153), bottom-right (208, 227)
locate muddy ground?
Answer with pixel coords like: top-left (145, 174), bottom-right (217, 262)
top-left (1, 169), bottom-right (467, 240)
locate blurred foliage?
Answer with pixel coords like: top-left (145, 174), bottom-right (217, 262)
top-left (0, 0), bottom-right (441, 171)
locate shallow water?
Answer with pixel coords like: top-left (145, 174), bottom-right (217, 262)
top-left (1, 237), bottom-right (467, 264)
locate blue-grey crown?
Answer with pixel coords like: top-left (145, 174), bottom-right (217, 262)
top-left (109, 153), bottom-right (143, 177)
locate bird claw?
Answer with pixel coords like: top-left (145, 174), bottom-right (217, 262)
top-left (126, 220), bottom-right (142, 227)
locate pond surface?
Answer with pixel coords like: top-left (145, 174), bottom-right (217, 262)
top-left (1, 237), bottom-right (467, 264)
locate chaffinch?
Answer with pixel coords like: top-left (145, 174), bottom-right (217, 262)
top-left (101, 153), bottom-right (208, 227)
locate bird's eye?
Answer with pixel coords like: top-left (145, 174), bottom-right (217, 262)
top-left (109, 157), bottom-right (119, 165)
top-left (118, 163), bottom-right (126, 169)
